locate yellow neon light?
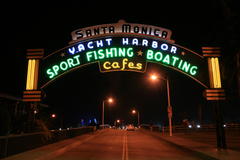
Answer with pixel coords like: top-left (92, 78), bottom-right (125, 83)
top-left (26, 60), bottom-right (33, 90)
top-left (102, 58), bottom-right (143, 71)
top-left (211, 58), bottom-right (217, 88)
top-left (207, 59), bottom-right (213, 88)
top-left (26, 59), bottom-right (37, 90)
top-left (30, 59), bottom-right (36, 89)
top-left (214, 58), bottom-right (222, 88)
top-left (33, 60), bottom-right (39, 89)
top-left (210, 58), bottom-right (221, 88)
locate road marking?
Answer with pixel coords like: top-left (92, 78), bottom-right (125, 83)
top-left (122, 132), bottom-right (129, 160)
top-left (125, 133), bottom-right (129, 160)
top-left (122, 133), bottom-right (125, 160)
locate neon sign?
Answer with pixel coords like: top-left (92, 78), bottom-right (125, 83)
top-left (46, 55), bottom-right (81, 79)
top-left (41, 36), bottom-right (208, 88)
top-left (100, 58), bottom-right (144, 72)
top-left (86, 47), bottom-right (134, 61)
top-left (146, 50), bottom-right (198, 76)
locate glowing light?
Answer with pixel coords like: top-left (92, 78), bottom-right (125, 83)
top-left (51, 114), bottom-right (56, 118)
top-left (26, 59), bottom-right (39, 90)
top-left (188, 125), bottom-right (192, 128)
top-left (150, 74), bottom-right (158, 81)
top-left (196, 125), bottom-right (201, 128)
top-left (86, 47), bottom-right (134, 62)
top-left (146, 49), bottom-right (198, 76)
top-left (26, 59), bottom-right (33, 90)
top-left (132, 110), bottom-right (136, 114)
top-left (121, 38), bottom-right (177, 53)
top-left (214, 58), bottom-right (222, 88)
top-left (102, 58), bottom-right (143, 71)
top-left (210, 57), bottom-right (222, 88)
top-left (42, 37), bottom-right (207, 89)
top-left (46, 55), bottom-right (81, 79)
top-left (68, 38), bottom-right (113, 55)
top-left (108, 98), bottom-right (113, 103)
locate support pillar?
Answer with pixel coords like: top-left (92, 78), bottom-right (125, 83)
top-left (23, 49), bottom-right (44, 132)
top-left (23, 49), bottom-right (44, 102)
top-left (202, 47), bottom-right (227, 149)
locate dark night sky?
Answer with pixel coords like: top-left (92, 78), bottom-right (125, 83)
top-left (1, 0), bottom-right (239, 127)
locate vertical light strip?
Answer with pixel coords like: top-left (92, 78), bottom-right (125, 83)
top-left (210, 57), bottom-right (222, 88)
top-left (30, 59), bottom-right (36, 90)
top-left (211, 58), bottom-right (218, 88)
top-left (208, 58), bottom-right (214, 88)
top-left (214, 58), bottom-right (222, 88)
top-left (26, 59), bottom-right (37, 90)
top-left (33, 60), bottom-right (39, 89)
top-left (26, 59), bottom-right (33, 90)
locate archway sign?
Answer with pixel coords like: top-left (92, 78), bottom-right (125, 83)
top-left (23, 20), bottom-right (225, 102)
top-left (22, 20), bottom-right (227, 149)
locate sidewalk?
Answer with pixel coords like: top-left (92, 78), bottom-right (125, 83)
top-left (2, 130), bottom-right (102, 160)
top-left (143, 130), bottom-right (240, 160)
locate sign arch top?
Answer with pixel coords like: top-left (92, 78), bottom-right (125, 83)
top-left (70, 20), bottom-right (174, 44)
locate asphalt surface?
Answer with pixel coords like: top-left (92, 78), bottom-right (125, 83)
top-left (4, 129), bottom-right (208, 160)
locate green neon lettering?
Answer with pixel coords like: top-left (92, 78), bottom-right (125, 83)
top-left (171, 56), bottom-right (179, 66)
top-left (98, 49), bottom-right (105, 59)
top-left (60, 61), bottom-right (68, 71)
top-left (46, 55), bottom-right (81, 79)
top-left (146, 50), bottom-right (154, 60)
top-left (52, 65), bottom-right (59, 75)
top-left (86, 47), bottom-right (135, 62)
top-left (93, 51), bottom-right (98, 60)
top-left (86, 51), bottom-right (93, 62)
top-left (73, 55), bottom-right (80, 66)
top-left (178, 59), bottom-right (183, 69)
top-left (118, 48), bottom-right (126, 57)
top-left (126, 48), bottom-right (134, 57)
top-left (182, 61), bottom-right (191, 73)
top-left (162, 55), bottom-right (170, 64)
top-left (106, 48), bottom-right (114, 58)
top-left (67, 58), bottom-right (74, 67)
top-left (47, 69), bottom-right (55, 79)
top-left (154, 52), bottom-right (163, 61)
top-left (112, 48), bottom-right (118, 57)
top-left (190, 66), bottom-right (198, 75)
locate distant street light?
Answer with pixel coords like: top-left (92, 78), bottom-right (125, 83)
top-left (132, 109), bottom-right (136, 114)
top-left (108, 98), bottom-right (113, 103)
top-left (131, 109), bottom-right (140, 126)
top-left (150, 73), bottom-right (173, 136)
top-left (102, 97), bottom-right (114, 127)
top-left (51, 113), bottom-right (56, 118)
top-left (150, 74), bottom-right (158, 81)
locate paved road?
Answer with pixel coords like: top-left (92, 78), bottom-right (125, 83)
top-left (4, 129), bottom-right (207, 160)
